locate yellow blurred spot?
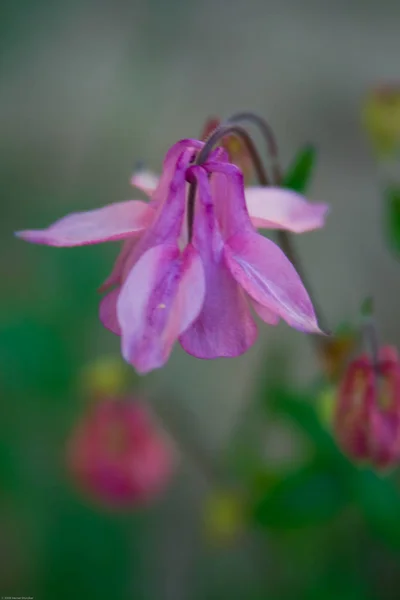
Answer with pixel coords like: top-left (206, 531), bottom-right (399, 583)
top-left (157, 303), bottom-right (166, 309)
top-left (203, 491), bottom-right (245, 545)
top-left (317, 385), bottom-right (337, 428)
top-left (320, 331), bottom-right (357, 383)
top-left (362, 85), bottom-right (400, 158)
top-left (81, 356), bottom-right (130, 398)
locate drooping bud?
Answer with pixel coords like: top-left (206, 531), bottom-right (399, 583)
top-left (200, 117), bottom-right (253, 183)
top-left (334, 346), bottom-right (400, 471)
top-left (67, 397), bottom-right (176, 509)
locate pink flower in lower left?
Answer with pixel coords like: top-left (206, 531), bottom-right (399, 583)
top-left (66, 397), bottom-right (176, 509)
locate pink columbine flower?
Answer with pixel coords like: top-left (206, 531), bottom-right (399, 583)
top-left (16, 138), bottom-right (328, 373)
top-left (334, 346), bottom-right (400, 471)
top-left (67, 397), bottom-right (175, 509)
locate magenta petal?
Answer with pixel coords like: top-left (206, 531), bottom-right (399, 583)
top-left (99, 288), bottom-right (121, 335)
top-left (180, 261), bottom-right (257, 358)
top-left (245, 186), bottom-right (329, 233)
top-left (224, 232), bottom-right (321, 333)
top-left (131, 145), bottom-right (197, 265)
top-left (117, 243), bottom-right (205, 374)
top-left (251, 299), bottom-right (280, 325)
top-left (207, 162), bottom-right (254, 239)
top-left (150, 139), bottom-right (203, 207)
top-left (16, 200), bottom-right (155, 247)
top-left (180, 166), bottom-right (257, 358)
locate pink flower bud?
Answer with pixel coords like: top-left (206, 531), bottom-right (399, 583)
top-left (334, 346), bottom-right (400, 471)
top-left (67, 398), bottom-right (175, 509)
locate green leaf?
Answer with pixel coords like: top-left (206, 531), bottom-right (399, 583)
top-left (352, 469), bottom-right (400, 550)
top-left (385, 186), bottom-right (400, 255)
top-left (39, 493), bottom-right (144, 600)
top-left (265, 387), bottom-right (345, 464)
top-left (252, 462), bottom-right (347, 530)
top-left (283, 145), bottom-right (317, 193)
top-left (0, 315), bottom-right (73, 395)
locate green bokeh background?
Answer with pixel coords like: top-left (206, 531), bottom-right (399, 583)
top-left (2, 0), bottom-right (400, 598)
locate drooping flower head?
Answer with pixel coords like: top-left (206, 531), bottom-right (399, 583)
top-left (334, 346), bottom-right (400, 471)
top-left (16, 117), bottom-right (329, 373)
top-left (67, 397), bottom-right (175, 509)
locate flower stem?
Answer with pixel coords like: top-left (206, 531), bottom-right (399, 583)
top-left (362, 314), bottom-right (380, 374)
top-left (187, 123), bottom-right (269, 241)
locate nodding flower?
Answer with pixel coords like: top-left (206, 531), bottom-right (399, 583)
top-left (334, 345), bottom-right (400, 471)
top-left (67, 397), bottom-right (175, 508)
top-left (16, 122), bottom-right (328, 373)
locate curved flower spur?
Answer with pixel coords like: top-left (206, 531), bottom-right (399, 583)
top-left (16, 114), bottom-right (328, 373)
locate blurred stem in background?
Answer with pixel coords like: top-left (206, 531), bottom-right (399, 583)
top-left (362, 85), bottom-right (400, 257)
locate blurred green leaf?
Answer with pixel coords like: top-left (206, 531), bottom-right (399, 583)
top-left (300, 567), bottom-right (375, 600)
top-left (40, 492), bottom-right (146, 600)
top-left (265, 386), bottom-right (345, 464)
top-left (283, 145), bottom-right (317, 193)
top-left (0, 315), bottom-right (73, 395)
top-left (385, 186), bottom-right (400, 255)
top-left (252, 462), bottom-right (347, 530)
top-left (352, 469), bottom-right (400, 551)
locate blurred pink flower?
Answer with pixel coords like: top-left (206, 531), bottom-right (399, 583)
top-left (16, 137), bottom-right (327, 373)
top-left (67, 397), bottom-right (175, 509)
top-left (334, 346), bottom-right (400, 471)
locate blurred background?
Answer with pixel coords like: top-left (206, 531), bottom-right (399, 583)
top-left (2, 0), bottom-right (400, 598)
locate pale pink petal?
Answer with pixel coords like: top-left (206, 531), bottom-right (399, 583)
top-left (180, 166), bottom-right (257, 358)
top-left (180, 260), bottom-right (257, 358)
top-left (99, 288), bottom-right (121, 335)
top-left (99, 238), bottom-right (138, 292)
top-left (224, 232), bottom-right (321, 334)
top-left (245, 186), bottom-right (329, 233)
top-left (130, 170), bottom-right (159, 197)
top-left (251, 299), bottom-right (280, 325)
top-left (117, 243), bottom-right (205, 374)
top-left (16, 200), bottom-right (155, 247)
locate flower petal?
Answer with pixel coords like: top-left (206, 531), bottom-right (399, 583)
top-left (117, 243), bottom-right (205, 374)
top-left (224, 232), bottom-right (321, 333)
top-left (131, 145), bottom-right (196, 263)
top-left (16, 200), bottom-right (155, 247)
top-left (99, 238), bottom-right (138, 292)
top-left (99, 288), bottom-right (121, 335)
top-left (130, 170), bottom-right (159, 197)
top-left (207, 161), bottom-right (254, 239)
top-left (150, 139), bottom-right (203, 207)
top-left (245, 186), bottom-right (329, 233)
top-left (180, 166), bottom-right (257, 358)
top-left (251, 299), bottom-right (280, 325)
